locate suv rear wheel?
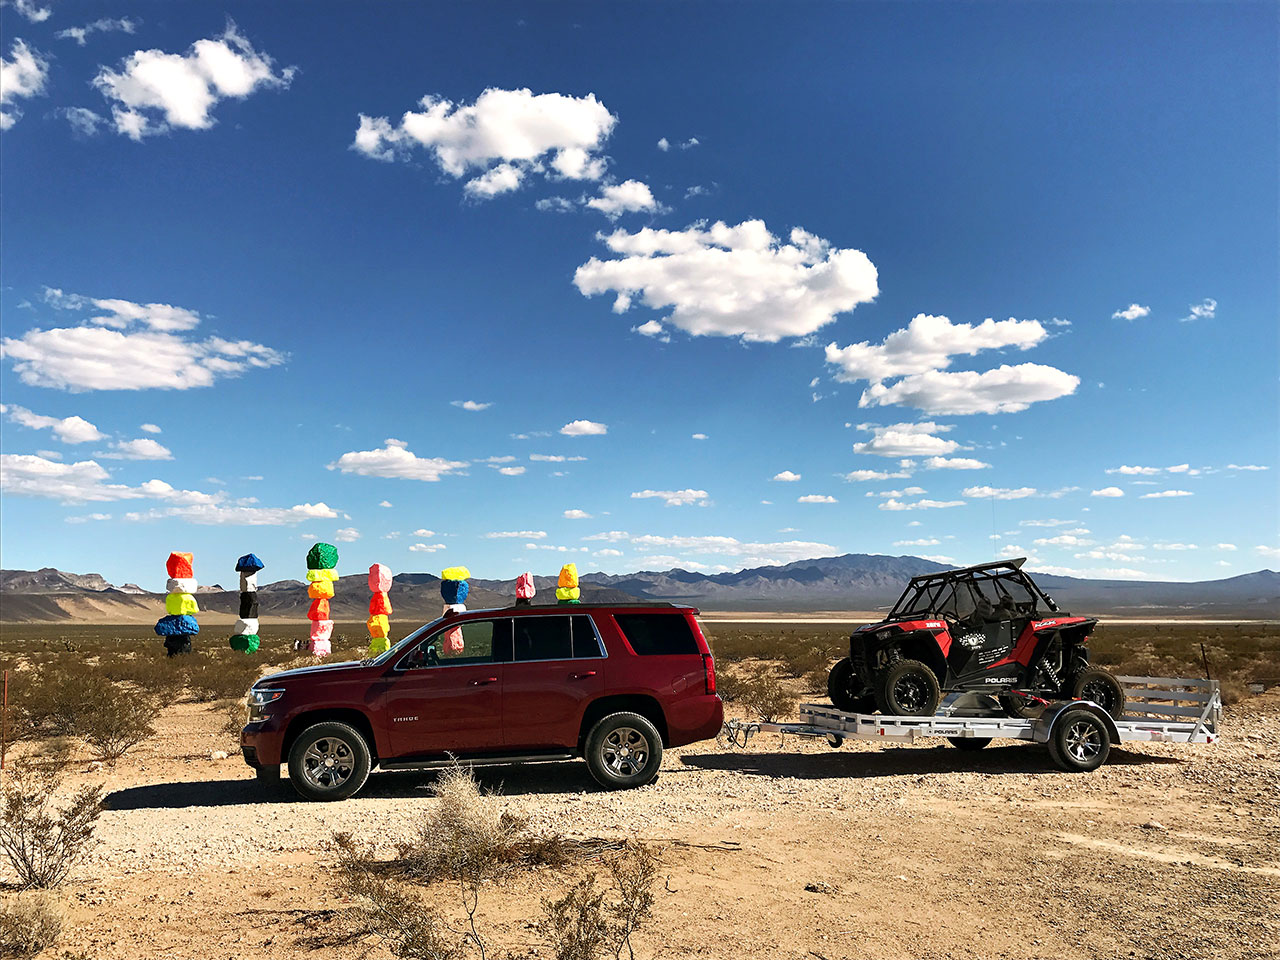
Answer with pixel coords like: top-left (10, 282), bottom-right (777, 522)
top-left (584, 712), bottom-right (662, 790)
top-left (875, 659), bottom-right (941, 716)
top-left (287, 721), bottom-right (372, 801)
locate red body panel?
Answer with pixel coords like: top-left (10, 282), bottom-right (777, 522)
top-left (990, 616), bottom-right (1091, 669)
top-left (241, 605), bottom-right (724, 766)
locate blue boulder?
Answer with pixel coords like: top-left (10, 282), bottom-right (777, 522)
top-left (440, 579), bottom-right (469, 604)
top-left (235, 553), bottom-right (265, 573)
top-left (155, 614), bottom-right (200, 636)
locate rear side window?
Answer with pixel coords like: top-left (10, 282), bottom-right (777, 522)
top-left (513, 616), bottom-right (573, 661)
top-left (614, 613), bottom-right (700, 656)
top-left (571, 615), bottom-right (604, 659)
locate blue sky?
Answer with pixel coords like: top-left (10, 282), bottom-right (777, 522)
top-left (1, 1), bottom-right (1276, 591)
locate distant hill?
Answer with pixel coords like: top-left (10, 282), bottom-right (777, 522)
top-left (1, 556), bottom-right (1276, 622)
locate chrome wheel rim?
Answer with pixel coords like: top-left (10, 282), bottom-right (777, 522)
top-left (301, 736), bottom-right (355, 789)
top-left (1064, 721), bottom-right (1103, 763)
top-left (601, 726), bottom-right (649, 778)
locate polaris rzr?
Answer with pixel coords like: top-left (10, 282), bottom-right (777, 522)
top-left (828, 558), bottom-right (1125, 719)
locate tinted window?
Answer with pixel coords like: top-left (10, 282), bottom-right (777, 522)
top-left (409, 619), bottom-right (510, 668)
top-left (571, 615), bottom-right (604, 659)
top-left (614, 613), bottom-right (700, 656)
top-left (513, 616), bottom-right (572, 661)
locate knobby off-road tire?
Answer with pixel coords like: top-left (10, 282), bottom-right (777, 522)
top-left (584, 712), bottom-right (663, 790)
top-left (1071, 668), bottom-right (1127, 719)
top-left (874, 659), bottom-right (942, 717)
top-left (827, 658), bottom-right (876, 713)
top-left (948, 736), bottom-right (993, 751)
top-left (287, 721), bottom-right (372, 801)
top-left (999, 692), bottom-right (1045, 720)
top-left (1047, 709), bottom-right (1111, 772)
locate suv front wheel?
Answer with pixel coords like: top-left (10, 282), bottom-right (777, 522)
top-left (584, 712), bottom-right (663, 790)
top-left (287, 721), bottom-right (372, 801)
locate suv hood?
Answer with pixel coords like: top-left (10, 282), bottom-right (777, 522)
top-left (256, 659), bottom-right (372, 685)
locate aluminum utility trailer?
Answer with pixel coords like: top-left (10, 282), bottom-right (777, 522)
top-left (722, 676), bottom-right (1221, 772)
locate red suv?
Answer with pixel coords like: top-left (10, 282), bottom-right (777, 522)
top-left (241, 603), bottom-right (722, 800)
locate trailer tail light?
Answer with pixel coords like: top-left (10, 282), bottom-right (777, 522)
top-left (703, 653), bottom-right (716, 695)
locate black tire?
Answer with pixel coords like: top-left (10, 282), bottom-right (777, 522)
top-left (874, 659), bottom-right (942, 717)
top-left (827, 658), bottom-right (875, 713)
top-left (287, 721), bottom-right (372, 801)
top-left (1048, 709), bottom-right (1111, 772)
top-left (584, 712), bottom-right (663, 790)
top-left (999, 692), bottom-right (1045, 719)
top-left (948, 736), bottom-right (992, 751)
top-left (1071, 668), bottom-right (1126, 719)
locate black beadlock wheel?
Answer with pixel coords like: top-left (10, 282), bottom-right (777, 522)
top-left (584, 711), bottom-right (663, 790)
top-left (1048, 709), bottom-right (1112, 772)
top-left (287, 721), bottom-right (372, 801)
top-left (875, 659), bottom-right (942, 717)
top-left (1071, 668), bottom-right (1127, 719)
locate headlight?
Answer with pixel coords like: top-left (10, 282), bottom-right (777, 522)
top-left (248, 687), bottom-right (285, 708)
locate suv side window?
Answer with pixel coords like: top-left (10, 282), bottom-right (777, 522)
top-left (571, 615), bottom-right (604, 659)
top-left (613, 613), bottom-right (699, 655)
top-left (513, 616), bottom-right (573, 662)
top-left (406, 619), bottom-right (511, 669)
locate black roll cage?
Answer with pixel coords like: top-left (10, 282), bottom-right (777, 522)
top-left (887, 558), bottom-right (1059, 621)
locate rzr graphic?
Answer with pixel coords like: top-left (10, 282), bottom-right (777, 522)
top-left (827, 558), bottom-right (1125, 719)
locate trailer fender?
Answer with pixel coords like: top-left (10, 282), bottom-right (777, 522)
top-left (1034, 700), bottom-right (1119, 745)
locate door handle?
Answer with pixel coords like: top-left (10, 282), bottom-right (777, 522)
top-left (570, 671), bottom-right (597, 680)
top-left (470, 677), bottom-right (498, 685)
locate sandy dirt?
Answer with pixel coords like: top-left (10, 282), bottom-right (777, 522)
top-left (1, 686), bottom-right (1270, 960)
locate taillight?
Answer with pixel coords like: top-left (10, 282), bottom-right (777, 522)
top-left (703, 653), bottom-right (716, 694)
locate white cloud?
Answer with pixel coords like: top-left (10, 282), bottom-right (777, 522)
top-left (409, 542), bottom-right (446, 553)
top-left (1090, 487), bottom-right (1125, 498)
top-left (826, 314), bottom-right (1049, 382)
top-left (656, 137), bottom-right (670, 151)
top-left (92, 24), bottom-right (294, 140)
top-left (574, 220), bottom-right (878, 342)
top-left (529, 453), bottom-right (586, 462)
top-left (1, 38), bottom-right (49, 131)
top-left (563, 509), bottom-right (591, 519)
top-left (924, 456), bottom-right (990, 470)
top-left (797, 494), bottom-right (837, 504)
top-left (1181, 298), bottom-right (1217, 323)
top-left (586, 179), bottom-right (662, 219)
top-left (1034, 534), bottom-right (1094, 547)
top-left (333, 527), bottom-right (361, 542)
top-left (451, 399), bottom-right (492, 411)
top-left (583, 530), bottom-right (629, 542)
top-left (1111, 303), bottom-right (1150, 321)
top-left (772, 470), bottom-right (801, 482)
top-left (1255, 545), bottom-right (1280, 560)
top-left (633, 319), bottom-right (665, 338)
top-left (3, 291), bottom-right (284, 391)
top-left (1107, 464), bottom-right (1162, 475)
top-left (841, 468), bottom-right (911, 481)
top-left (919, 554), bottom-right (957, 564)
top-left (62, 107), bottom-right (105, 136)
top-left (379, 500), bottom-right (394, 508)
top-left (1, 404), bottom-right (105, 443)
top-left (65, 513), bottom-right (112, 523)
top-left (595, 548), bottom-right (624, 557)
top-left (560, 419), bottom-right (607, 436)
top-left (328, 439), bottom-right (468, 482)
top-left (1214, 543), bottom-right (1237, 551)
top-left (858, 364), bottom-right (1080, 415)
top-left (486, 530), bottom-right (547, 539)
top-left (411, 528), bottom-right (434, 537)
top-left (1151, 542), bottom-right (1197, 551)
top-left (1020, 519), bottom-right (1074, 527)
top-left (894, 538), bottom-right (940, 546)
top-left (353, 87), bottom-right (615, 197)
top-left (57, 17), bottom-right (138, 46)
top-left (1031, 564), bottom-right (1154, 580)
top-left (126, 500), bottom-right (335, 526)
top-left (879, 497), bottom-right (965, 511)
top-left (1139, 489), bottom-right (1193, 499)
top-left (853, 421), bottom-right (958, 458)
top-left (535, 196), bottom-right (576, 213)
top-left (962, 485), bottom-right (1037, 500)
top-left (691, 433), bottom-right (708, 440)
top-left (630, 534), bottom-right (836, 566)
top-left (100, 438), bottom-right (173, 460)
top-left (632, 488), bottom-right (709, 507)
top-left (496, 465), bottom-right (525, 476)
top-left (139, 423), bottom-right (161, 434)
top-left (0, 454), bottom-right (139, 503)
top-left (1226, 463), bottom-right (1269, 471)
top-left (867, 487), bottom-right (926, 498)
top-left (11, 0), bottom-right (50, 23)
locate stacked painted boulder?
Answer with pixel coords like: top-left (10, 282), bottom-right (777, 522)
top-left (366, 563), bottom-right (393, 657)
top-left (556, 563), bottom-right (581, 605)
top-left (230, 554), bottom-right (264, 654)
top-left (155, 551), bottom-right (199, 656)
top-left (515, 571), bottom-right (535, 605)
top-left (306, 542), bottom-right (339, 658)
top-left (440, 565), bottom-right (469, 654)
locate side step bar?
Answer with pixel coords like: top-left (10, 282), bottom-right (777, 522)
top-left (378, 752), bottom-right (575, 772)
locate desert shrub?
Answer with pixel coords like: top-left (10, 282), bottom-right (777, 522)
top-left (732, 667), bottom-right (797, 722)
top-left (13, 666), bottom-right (156, 760)
top-left (542, 844), bottom-right (658, 960)
top-left (98, 654), bottom-right (185, 701)
top-left (0, 893), bottom-right (64, 956)
top-left (220, 698), bottom-right (247, 738)
top-left (0, 759), bottom-right (103, 889)
top-left (184, 654), bottom-right (261, 703)
top-left (79, 691), bottom-right (157, 762)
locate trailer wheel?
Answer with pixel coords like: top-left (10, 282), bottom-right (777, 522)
top-left (948, 736), bottom-right (992, 751)
top-left (875, 659), bottom-right (941, 716)
top-left (827, 658), bottom-right (875, 713)
top-left (1048, 709), bottom-right (1111, 772)
top-left (1071, 668), bottom-right (1126, 719)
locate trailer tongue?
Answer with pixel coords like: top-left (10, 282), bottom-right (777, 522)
top-left (722, 675), bottom-right (1221, 772)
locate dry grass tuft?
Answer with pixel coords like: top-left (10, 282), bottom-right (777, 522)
top-left (0, 892), bottom-right (64, 956)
